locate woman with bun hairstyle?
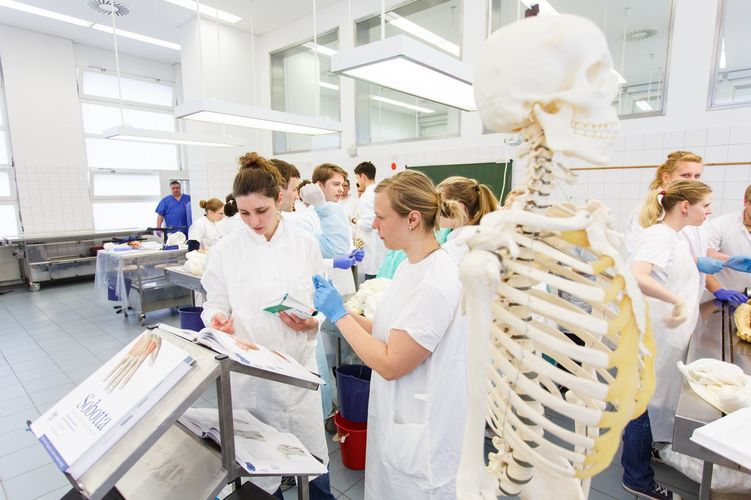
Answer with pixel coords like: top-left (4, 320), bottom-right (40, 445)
top-left (200, 152), bottom-right (335, 500)
top-left (216, 193), bottom-right (244, 237)
top-left (621, 179), bottom-right (712, 500)
top-left (312, 170), bottom-right (467, 499)
top-left (188, 198), bottom-right (224, 250)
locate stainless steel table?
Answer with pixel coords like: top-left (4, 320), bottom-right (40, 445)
top-left (164, 265), bottom-right (205, 295)
top-left (673, 301), bottom-right (751, 499)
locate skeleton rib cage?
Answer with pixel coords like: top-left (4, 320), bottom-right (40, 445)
top-left (456, 125), bottom-right (656, 499)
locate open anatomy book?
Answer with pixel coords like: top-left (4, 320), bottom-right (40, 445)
top-left (159, 324), bottom-right (322, 386)
top-left (179, 407), bottom-right (327, 475)
top-left (30, 332), bottom-right (194, 480)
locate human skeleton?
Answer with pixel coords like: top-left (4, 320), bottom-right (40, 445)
top-left (456, 15), bottom-right (656, 499)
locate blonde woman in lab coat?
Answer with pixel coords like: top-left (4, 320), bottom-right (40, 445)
top-left (313, 170), bottom-right (466, 499)
top-left (621, 180), bottom-right (712, 500)
top-left (188, 198), bottom-right (224, 250)
top-left (200, 152), bottom-right (335, 500)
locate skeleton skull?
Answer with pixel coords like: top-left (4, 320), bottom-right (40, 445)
top-left (474, 14), bottom-right (619, 165)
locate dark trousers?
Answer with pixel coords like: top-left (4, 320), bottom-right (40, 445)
top-left (271, 472), bottom-right (335, 500)
top-left (621, 411), bottom-right (655, 489)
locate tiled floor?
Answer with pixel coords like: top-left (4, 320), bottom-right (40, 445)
top-left (0, 280), bottom-right (701, 500)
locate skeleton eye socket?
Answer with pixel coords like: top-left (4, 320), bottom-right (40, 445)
top-left (585, 60), bottom-right (609, 87)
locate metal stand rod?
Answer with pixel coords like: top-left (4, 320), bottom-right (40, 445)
top-left (699, 460), bottom-right (712, 500)
top-left (216, 358), bottom-right (240, 483)
top-left (297, 476), bottom-right (309, 500)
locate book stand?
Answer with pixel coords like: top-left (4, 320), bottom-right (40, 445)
top-left (56, 326), bottom-right (320, 500)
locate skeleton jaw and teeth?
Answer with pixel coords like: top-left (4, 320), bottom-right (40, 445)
top-left (456, 14), bottom-right (654, 500)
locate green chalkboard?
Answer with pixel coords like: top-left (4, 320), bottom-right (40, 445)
top-left (406, 161), bottom-right (513, 202)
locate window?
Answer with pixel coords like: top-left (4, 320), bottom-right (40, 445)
top-left (270, 30), bottom-right (341, 154)
top-left (79, 69), bottom-right (178, 230)
top-left (710, 0), bottom-right (751, 108)
top-left (354, 0), bottom-right (462, 145)
top-left (490, 1), bottom-right (674, 118)
top-left (0, 73), bottom-right (19, 238)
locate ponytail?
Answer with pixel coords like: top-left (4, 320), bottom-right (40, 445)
top-left (234, 152), bottom-right (282, 199)
top-left (639, 180), bottom-right (712, 227)
top-left (436, 176), bottom-right (499, 225)
top-left (223, 194), bottom-right (238, 217)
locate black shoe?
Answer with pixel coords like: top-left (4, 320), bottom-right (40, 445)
top-left (651, 446), bottom-right (663, 463)
top-left (280, 476), bottom-right (296, 492)
top-left (622, 481), bottom-right (682, 500)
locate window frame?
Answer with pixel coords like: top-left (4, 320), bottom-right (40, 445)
top-left (0, 60), bottom-right (20, 237)
top-left (707, 0), bottom-right (751, 111)
top-left (352, 0), bottom-right (464, 146)
top-left (269, 28), bottom-right (342, 155)
top-left (77, 67), bottom-right (178, 231)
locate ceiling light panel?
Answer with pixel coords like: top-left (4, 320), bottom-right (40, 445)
top-left (163, 0), bottom-right (241, 23)
top-left (104, 125), bottom-right (244, 147)
top-left (0, 0), bottom-right (93, 27)
top-left (370, 95), bottom-right (434, 114)
top-left (385, 13), bottom-right (460, 57)
top-left (92, 24), bottom-right (181, 51)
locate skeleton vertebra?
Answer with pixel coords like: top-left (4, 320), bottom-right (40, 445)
top-left (457, 14), bottom-right (656, 500)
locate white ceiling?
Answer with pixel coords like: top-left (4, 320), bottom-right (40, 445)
top-left (0, 0), bottom-right (339, 63)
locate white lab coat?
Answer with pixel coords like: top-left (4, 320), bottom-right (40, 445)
top-left (339, 194), bottom-right (360, 222)
top-left (188, 216), bottom-right (222, 249)
top-left (631, 223), bottom-right (701, 442)
top-left (626, 199), bottom-right (708, 259)
top-left (216, 214), bottom-right (245, 237)
top-left (365, 249), bottom-right (466, 499)
top-left (442, 229), bottom-right (468, 264)
top-left (200, 221), bottom-right (328, 493)
top-left (356, 184), bottom-right (386, 276)
top-left (705, 211), bottom-right (751, 293)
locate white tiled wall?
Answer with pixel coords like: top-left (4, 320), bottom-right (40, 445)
top-left (509, 125), bottom-right (751, 232)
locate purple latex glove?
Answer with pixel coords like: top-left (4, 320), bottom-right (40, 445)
top-left (333, 254), bottom-right (356, 270)
top-left (349, 248), bottom-right (365, 264)
top-left (713, 288), bottom-right (748, 306)
top-left (696, 256), bottom-right (724, 274)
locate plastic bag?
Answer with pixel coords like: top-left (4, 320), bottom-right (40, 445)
top-left (660, 445), bottom-right (751, 493)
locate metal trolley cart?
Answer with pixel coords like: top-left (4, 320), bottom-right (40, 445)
top-left (52, 326), bottom-right (318, 500)
top-left (6, 230), bottom-right (141, 291)
top-left (673, 301), bottom-right (751, 500)
top-left (95, 248), bottom-right (191, 325)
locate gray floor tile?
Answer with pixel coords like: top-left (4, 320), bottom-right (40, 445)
top-left (14, 366), bottom-right (65, 383)
top-left (0, 375), bottom-right (19, 390)
top-left (2, 462), bottom-right (69, 500)
top-left (343, 478), bottom-right (364, 500)
top-left (28, 383), bottom-right (75, 407)
top-left (21, 374), bottom-right (72, 394)
top-left (0, 442), bottom-right (52, 481)
top-left (7, 356), bottom-right (56, 372)
top-left (653, 461), bottom-right (700, 495)
top-left (0, 408), bottom-right (38, 434)
top-left (3, 349), bottom-right (48, 364)
top-left (588, 489), bottom-right (621, 499)
top-left (34, 401), bottom-right (59, 415)
top-left (0, 343), bottom-right (41, 357)
top-left (0, 481), bottom-right (6, 500)
top-left (33, 484), bottom-right (71, 500)
top-left (0, 427), bottom-right (38, 457)
top-left (0, 385), bottom-right (28, 404)
top-left (0, 395), bottom-right (35, 419)
top-left (327, 447), bottom-right (365, 494)
top-left (591, 464), bottom-right (638, 500)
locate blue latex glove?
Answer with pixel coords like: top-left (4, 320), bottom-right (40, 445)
top-left (333, 254), bottom-right (356, 270)
top-left (725, 255), bottom-right (751, 273)
top-left (713, 288), bottom-right (748, 306)
top-left (697, 256), bottom-right (724, 274)
top-left (349, 248), bottom-right (365, 264)
top-left (313, 275), bottom-right (347, 322)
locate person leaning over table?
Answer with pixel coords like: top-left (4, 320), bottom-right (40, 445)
top-left (200, 152), bottom-right (335, 500)
top-left (312, 170), bottom-right (467, 499)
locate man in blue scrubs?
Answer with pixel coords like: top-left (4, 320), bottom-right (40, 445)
top-left (155, 180), bottom-right (191, 236)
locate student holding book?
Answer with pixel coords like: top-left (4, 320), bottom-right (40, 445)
top-left (313, 170), bottom-right (467, 499)
top-left (200, 152), bottom-right (335, 500)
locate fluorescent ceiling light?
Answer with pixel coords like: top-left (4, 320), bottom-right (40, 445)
top-left (303, 42), bottom-right (338, 56)
top-left (331, 35), bottom-right (475, 111)
top-left (92, 24), bottom-right (181, 51)
top-left (371, 95), bottom-right (434, 114)
top-left (518, 0), bottom-right (558, 16)
top-left (0, 0), bottom-right (93, 27)
top-left (163, 0), bottom-right (241, 23)
top-left (318, 81), bottom-right (339, 91)
top-left (720, 37), bottom-right (726, 69)
top-left (385, 12), bottom-right (460, 57)
top-left (104, 125), bottom-right (244, 147)
top-left (634, 100), bottom-right (653, 112)
top-left (175, 100), bottom-right (343, 135)
top-left (613, 70), bottom-right (627, 85)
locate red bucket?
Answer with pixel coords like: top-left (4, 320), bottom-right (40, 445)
top-left (334, 413), bottom-right (367, 470)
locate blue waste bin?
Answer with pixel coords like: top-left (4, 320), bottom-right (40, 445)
top-left (107, 277), bottom-right (132, 301)
top-left (336, 365), bottom-right (372, 423)
top-left (179, 306), bottom-right (205, 331)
